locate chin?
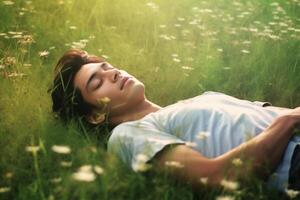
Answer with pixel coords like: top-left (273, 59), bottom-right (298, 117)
top-left (127, 83), bottom-right (145, 102)
top-left (110, 84), bottom-right (146, 117)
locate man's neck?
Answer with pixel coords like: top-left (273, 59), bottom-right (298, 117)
top-left (109, 99), bottom-right (161, 126)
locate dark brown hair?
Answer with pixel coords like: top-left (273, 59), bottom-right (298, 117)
top-left (50, 49), bottom-right (105, 124)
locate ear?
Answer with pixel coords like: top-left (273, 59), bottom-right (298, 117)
top-left (86, 112), bottom-right (106, 125)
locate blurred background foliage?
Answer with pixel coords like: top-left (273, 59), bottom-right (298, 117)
top-left (0, 0), bottom-right (299, 199)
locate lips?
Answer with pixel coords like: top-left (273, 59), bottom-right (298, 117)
top-left (120, 76), bottom-right (130, 90)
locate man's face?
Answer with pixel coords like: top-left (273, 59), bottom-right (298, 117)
top-left (73, 62), bottom-right (145, 117)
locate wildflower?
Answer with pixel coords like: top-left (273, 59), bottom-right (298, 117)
top-left (173, 58), bottom-right (181, 63)
top-left (270, 2), bottom-right (279, 7)
top-left (200, 177), bottom-right (208, 184)
top-left (8, 72), bottom-right (26, 78)
top-left (69, 26), bottom-right (77, 30)
top-left (185, 142), bottom-right (197, 147)
top-left (5, 172), bottom-right (13, 179)
top-left (254, 21), bottom-right (261, 24)
top-left (51, 145), bottom-right (71, 154)
top-left (72, 164), bottom-right (102, 182)
top-left (18, 35), bottom-right (34, 45)
top-left (38, 50), bottom-right (49, 58)
top-left (2, 56), bottom-right (16, 66)
top-left (232, 158), bottom-right (243, 166)
top-left (60, 161), bottom-right (72, 167)
top-left (159, 34), bottom-right (172, 41)
top-left (285, 189), bottom-right (299, 199)
top-left (177, 17), bottom-right (185, 21)
top-left (229, 30), bottom-right (237, 35)
top-left (89, 35), bottom-right (96, 39)
top-left (132, 154), bottom-right (152, 172)
top-left (192, 6), bottom-right (199, 11)
top-left (181, 29), bottom-right (190, 36)
top-left (79, 165), bottom-right (93, 172)
top-left (268, 34), bottom-right (280, 40)
top-left (101, 55), bottom-right (109, 59)
top-left (165, 161), bottom-right (184, 168)
top-left (25, 145), bottom-right (40, 153)
top-left (94, 165), bottom-right (104, 175)
top-left (50, 177), bottom-right (62, 183)
top-left (279, 22), bottom-right (288, 27)
top-left (217, 48), bottom-right (223, 52)
top-left (146, 2), bottom-right (159, 10)
top-left (242, 40), bottom-right (251, 45)
top-left (196, 131), bottom-right (210, 140)
top-left (97, 97), bottom-right (110, 115)
top-left (189, 20), bottom-right (198, 25)
top-left (159, 24), bottom-right (166, 28)
top-left (216, 195), bottom-right (235, 200)
top-left (11, 34), bottom-right (22, 39)
top-left (136, 154), bottom-right (148, 162)
top-left (72, 171), bottom-right (95, 182)
top-left (2, 1), bottom-right (14, 5)
top-left (98, 97), bottom-right (110, 105)
top-left (7, 31), bottom-right (21, 35)
top-left (24, 63), bottom-right (32, 67)
top-left (0, 65), bottom-right (4, 69)
top-left (220, 179), bottom-right (239, 190)
top-left (241, 49), bottom-right (250, 54)
top-left (181, 66), bottom-right (194, 70)
top-left (0, 187), bottom-right (10, 193)
top-left (71, 41), bottom-right (86, 49)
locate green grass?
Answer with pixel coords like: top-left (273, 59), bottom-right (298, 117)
top-left (0, 0), bottom-right (299, 199)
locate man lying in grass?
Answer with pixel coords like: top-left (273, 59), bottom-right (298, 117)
top-left (50, 49), bottom-right (300, 192)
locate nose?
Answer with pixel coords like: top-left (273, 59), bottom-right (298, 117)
top-left (104, 68), bottom-right (120, 82)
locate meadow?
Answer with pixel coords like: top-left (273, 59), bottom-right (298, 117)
top-left (0, 0), bottom-right (299, 199)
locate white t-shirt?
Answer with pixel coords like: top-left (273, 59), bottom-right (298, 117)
top-left (107, 91), bottom-right (300, 191)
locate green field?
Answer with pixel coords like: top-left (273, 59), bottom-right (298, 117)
top-left (0, 0), bottom-right (299, 199)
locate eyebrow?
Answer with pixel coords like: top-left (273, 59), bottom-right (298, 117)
top-left (85, 72), bottom-right (97, 92)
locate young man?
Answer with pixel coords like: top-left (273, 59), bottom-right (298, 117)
top-left (50, 49), bottom-right (300, 191)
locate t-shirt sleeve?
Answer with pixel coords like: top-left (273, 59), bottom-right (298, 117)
top-left (107, 123), bottom-right (186, 172)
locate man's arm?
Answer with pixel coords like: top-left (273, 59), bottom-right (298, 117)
top-left (152, 107), bottom-right (300, 187)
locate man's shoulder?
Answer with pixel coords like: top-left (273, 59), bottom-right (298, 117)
top-left (109, 120), bottom-right (153, 141)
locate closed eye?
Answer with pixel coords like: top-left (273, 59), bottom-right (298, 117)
top-left (95, 79), bottom-right (102, 90)
top-left (91, 78), bottom-right (102, 91)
